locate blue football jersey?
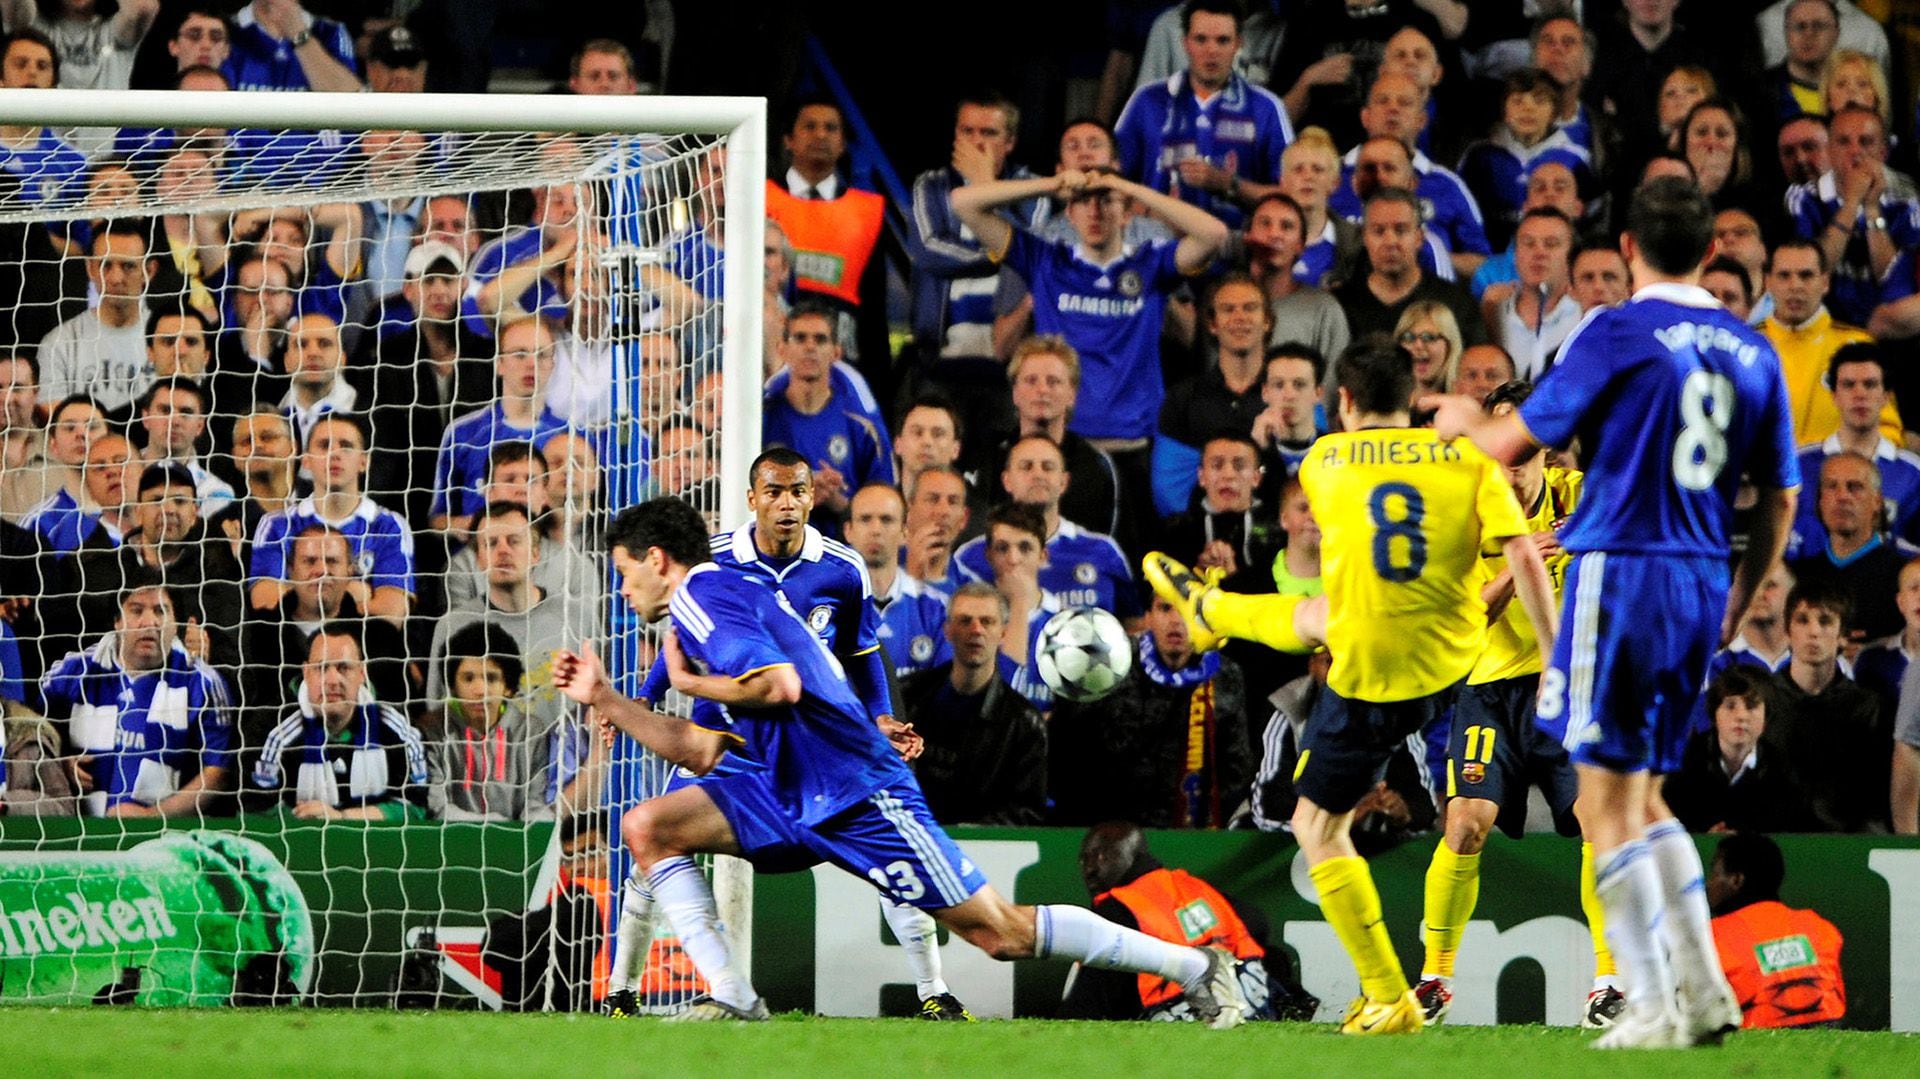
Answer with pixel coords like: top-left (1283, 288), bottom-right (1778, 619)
top-left (430, 402), bottom-right (580, 519)
top-left (1521, 283), bottom-right (1801, 557)
top-left (760, 392), bottom-right (896, 505)
top-left (249, 495), bottom-right (417, 594)
top-left (22, 489), bottom-right (120, 557)
top-left (1329, 148), bottom-right (1492, 258)
top-left (875, 573), bottom-right (952, 678)
top-left (710, 523), bottom-right (880, 656)
top-left (997, 597), bottom-right (1062, 709)
top-left (460, 226), bottom-right (571, 339)
top-left (40, 637), bottom-right (234, 814)
top-left (639, 523), bottom-right (880, 704)
top-left (954, 518), bottom-right (1141, 618)
top-left (1787, 436), bottom-right (1920, 558)
top-left (1000, 230), bottom-right (1189, 441)
top-left (669, 566), bottom-right (913, 825)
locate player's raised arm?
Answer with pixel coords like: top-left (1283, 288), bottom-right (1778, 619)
top-left (1093, 173), bottom-right (1231, 274)
top-left (1721, 485), bottom-right (1798, 647)
top-left (1501, 533), bottom-right (1560, 668)
top-left (949, 174), bottom-right (1061, 260)
top-left (1424, 393), bottom-right (1542, 467)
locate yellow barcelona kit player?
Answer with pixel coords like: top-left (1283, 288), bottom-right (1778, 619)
top-left (1299, 428), bottom-right (1531, 704)
top-left (1467, 467), bottom-right (1582, 686)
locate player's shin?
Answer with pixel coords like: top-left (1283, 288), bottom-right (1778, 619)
top-left (647, 855), bottom-right (758, 1010)
top-left (1033, 904), bottom-right (1209, 987)
top-left (882, 900), bottom-right (951, 999)
top-left (1312, 856), bottom-right (1409, 1003)
top-left (1644, 819), bottom-right (1729, 1002)
top-left (1420, 841), bottom-right (1480, 980)
top-left (1580, 842), bottom-right (1619, 984)
top-left (1591, 841), bottom-right (1675, 1022)
top-left (609, 870), bottom-right (656, 994)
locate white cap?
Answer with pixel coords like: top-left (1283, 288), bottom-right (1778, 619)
top-left (403, 240), bottom-right (465, 279)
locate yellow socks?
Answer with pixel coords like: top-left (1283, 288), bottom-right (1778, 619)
top-left (1204, 590), bottom-right (1309, 653)
top-left (1421, 842), bottom-right (1481, 979)
top-left (1312, 855), bottom-right (1408, 1002)
top-left (1581, 842), bottom-right (1618, 980)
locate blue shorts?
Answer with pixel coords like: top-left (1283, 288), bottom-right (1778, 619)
top-left (795, 784), bottom-right (988, 911)
top-left (1296, 682), bottom-right (1452, 815)
top-left (1536, 552), bottom-right (1725, 774)
top-left (1450, 674), bottom-right (1579, 839)
top-left (667, 760), bottom-right (821, 875)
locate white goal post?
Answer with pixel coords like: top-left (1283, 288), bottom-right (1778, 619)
top-left (0, 88), bottom-right (765, 1008)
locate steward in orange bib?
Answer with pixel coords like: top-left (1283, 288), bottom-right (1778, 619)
top-left (766, 96), bottom-right (894, 390)
top-left (1707, 833), bottom-right (1846, 1029)
top-left (1058, 822), bottom-right (1318, 1021)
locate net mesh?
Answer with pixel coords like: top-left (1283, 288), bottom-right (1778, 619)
top-left (0, 113), bottom-right (747, 1012)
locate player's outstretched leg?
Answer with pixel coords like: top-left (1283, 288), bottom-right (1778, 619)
top-left (604, 870), bottom-right (656, 1018)
top-left (622, 789), bottom-right (768, 1021)
top-left (1141, 552), bottom-right (1322, 654)
top-left (933, 887), bottom-right (1251, 1029)
top-left (1416, 798), bottom-right (1498, 1024)
top-left (880, 900), bottom-right (973, 1020)
top-left (1294, 797), bottom-right (1423, 1035)
top-left (1644, 810), bottom-right (1740, 1045)
top-left (1579, 840), bottom-right (1625, 1028)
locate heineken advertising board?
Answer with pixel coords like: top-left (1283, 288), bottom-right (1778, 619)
top-left (0, 820), bottom-right (1914, 1030)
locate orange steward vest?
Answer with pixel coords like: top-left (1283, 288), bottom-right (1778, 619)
top-left (766, 179), bottom-right (884, 306)
top-left (1711, 900), bottom-right (1846, 1028)
top-left (1098, 868), bottom-right (1262, 1008)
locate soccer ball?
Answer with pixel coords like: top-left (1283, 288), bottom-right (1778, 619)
top-left (1035, 607), bottom-right (1133, 702)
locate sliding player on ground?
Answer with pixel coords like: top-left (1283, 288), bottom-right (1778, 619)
top-left (557, 498), bottom-right (1252, 1026)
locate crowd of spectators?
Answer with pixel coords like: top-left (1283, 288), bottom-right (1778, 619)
top-left (3, 0), bottom-right (1920, 838)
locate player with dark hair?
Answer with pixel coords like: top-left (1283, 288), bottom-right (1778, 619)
top-left (604, 450), bottom-right (966, 1019)
top-left (554, 497), bottom-right (1252, 1025)
top-left (1427, 177), bottom-right (1801, 1048)
top-left (1146, 338), bottom-right (1559, 1035)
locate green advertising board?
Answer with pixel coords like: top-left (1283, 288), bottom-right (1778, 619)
top-left (0, 819), bottom-right (1914, 1030)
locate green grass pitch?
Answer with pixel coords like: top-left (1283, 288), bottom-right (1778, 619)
top-left (5, 1010), bottom-right (1916, 1078)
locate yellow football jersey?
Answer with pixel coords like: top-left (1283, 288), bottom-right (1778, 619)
top-left (1298, 428), bottom-right (1530, 702)
top-left (1467, 467), bottom-right (1582, 685)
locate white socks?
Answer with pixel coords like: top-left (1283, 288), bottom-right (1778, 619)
top-left (1646, 819), bottom-right (1725, 1001)
top-left (1034, 904), bottom-right (1209, 988)
top-left (1592, 840), bottom-right (1675, 1022)
top-left (608, 870), bottom-right (655, 994)
top-left (881, 900), bottom-right (950, 1000)
top-left (646, 856), bottom-right (755, 1010)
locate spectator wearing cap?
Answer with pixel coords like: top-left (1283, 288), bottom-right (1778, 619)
top-left (365, 23), bottom-right (425, 93)
top-left (356, 240), bottom-right (492, 526)
top-left (57, 461), bottom-right (245, 666)
top-left (223, 0), bottom-right (358, 92)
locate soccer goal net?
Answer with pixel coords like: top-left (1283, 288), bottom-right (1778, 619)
top-left (0, 89), bottom-right (764, 1012)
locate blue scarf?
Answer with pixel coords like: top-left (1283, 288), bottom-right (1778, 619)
top-left (1137, 633), bottom-right (1221, 688)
